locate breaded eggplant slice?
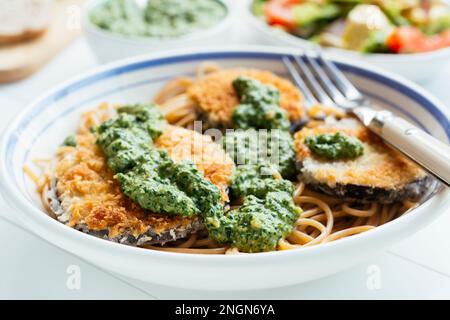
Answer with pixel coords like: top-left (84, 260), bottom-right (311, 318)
top-left (294, 118), bottom-right (434, 203)
top-left (155, 125), bottom-right (234, 202)
top-left (188, 68), bottom-right (305, 129)
top-left (51, 124), bottom-right (233, 246)
top-left (52, 131), bottom-right (203, 246)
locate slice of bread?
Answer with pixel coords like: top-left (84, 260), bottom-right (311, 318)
top-left (0, 0), bottom-right (51, 45)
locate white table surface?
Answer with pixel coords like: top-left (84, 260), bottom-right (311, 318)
top-left (1, 8), bottom-right (450, 299)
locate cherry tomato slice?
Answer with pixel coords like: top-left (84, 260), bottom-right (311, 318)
top-left (387, 27), bottom-right (450, 53)
top-left (264, 0), bottom-right (301, 29)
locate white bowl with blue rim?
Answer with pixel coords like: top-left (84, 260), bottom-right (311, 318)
top-left (1, 47), bottom-right (449, 290)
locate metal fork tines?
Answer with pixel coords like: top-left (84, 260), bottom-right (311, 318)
top-left (283, 53), bottom-right (365, 110)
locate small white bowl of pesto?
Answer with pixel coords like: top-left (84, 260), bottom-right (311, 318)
top-left (83, 0), bottom-right (233, 62)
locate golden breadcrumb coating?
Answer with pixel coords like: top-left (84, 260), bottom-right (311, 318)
top-left (155, 125), bottom-right (234, 202)
top-left (188, 68), bottom-right (304, 127)
top-left (294, 118), bottom-right (427, 189)
top-left (55, 128), bottom-right (196, 239)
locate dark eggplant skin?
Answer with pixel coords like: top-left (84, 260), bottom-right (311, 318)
top-left (289, 118), bottom-right (310, 134)
top-left (47, 179), bottom-right (204, 246)
top-left (73, 219), bottom-right (204, 246)
top-left (306, 175), bottom-right (437, 204)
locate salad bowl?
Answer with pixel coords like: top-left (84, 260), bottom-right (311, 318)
top-left (244, 0), bottom-right (450, 82)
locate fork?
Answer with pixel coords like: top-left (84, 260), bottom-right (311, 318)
top-left (283, 52), bottom-right (450, 187)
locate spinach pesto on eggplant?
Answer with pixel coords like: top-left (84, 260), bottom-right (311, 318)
top-left (222, 129), bottom-right (296, 178)
top-left (94, 104), bottom-right (222, 218)
top-left (94, 101), bottom-right (300, 252)
top-left (62, 135), bottom-right (77, 147)
top-left (294, 118), bottom-right (432, 203)
top-left (305, 132), bottom-right (364, 160)
top-left (211, 164), bottom-right (300, 252)
top-left (232, 76), bottom-right (291, 130)
top-left (230, 164), bottom-right (294, 200)
top-left (213, 192), bottom-right (302, 253)
top-left (207, 77), bottom-right (302, 252)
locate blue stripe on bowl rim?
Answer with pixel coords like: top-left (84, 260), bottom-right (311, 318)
top-left (5, 51), bottom-right (450, 189)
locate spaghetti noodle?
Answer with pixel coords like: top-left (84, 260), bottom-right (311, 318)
top-left (145, 181), bottom-right (407, 254)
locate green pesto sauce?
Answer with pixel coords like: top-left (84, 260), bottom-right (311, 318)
top-left (94, 104), bottom-right (221, 218)
top-left (305, 132), bottom-right (364, 160)
top-left (213, 77), bottom-right (300, 252)
top-left (207, 163), bottom-right (299, 252)
top-left (230, 164), bottom-right (294, 200)
top-left (95, 104), bottom-right (165, 173)
top-left (62, 135), bottom-right (77, 147)
top-left (116, 151), bottom-right (197, 216)
top-left (222, 129), bottom-right (296, 178)
top-left (93, 103), bottom-right (299, 253)
top-left (232, 77), bottom-right (290, 130)
top-left (90, 0), bottom-right (227, 38)
top-left (212, 192), bottom-right (301, 253)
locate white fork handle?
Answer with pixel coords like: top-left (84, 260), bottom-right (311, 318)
top-left (368, 113), bottom-right (450, 187)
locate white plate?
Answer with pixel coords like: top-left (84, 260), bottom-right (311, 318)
top-left (243, 0), bottom-right (450, 83)
top-left (1, 46), bottom-right (449, 290)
